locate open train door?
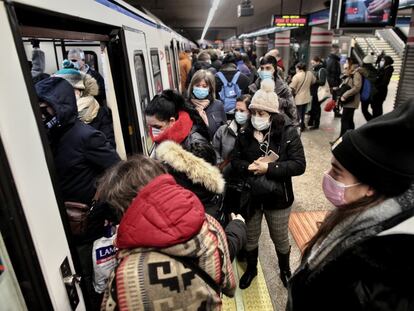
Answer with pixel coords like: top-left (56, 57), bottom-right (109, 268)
top-left (0, 2), bottom-right (86, 310)
top-left (122, 27), bottom-right (155, 156)
top-left (170, 39), bottom-right (181, 91)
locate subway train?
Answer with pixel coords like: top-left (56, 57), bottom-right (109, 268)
top-left (0, 0), bottom-right (196, 310)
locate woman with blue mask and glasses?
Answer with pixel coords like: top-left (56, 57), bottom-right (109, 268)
top-left (188, 69), bottom-right (227, 137)
top-left (212, 94), bottom-right (252, 171)
top-left (248, 55), bottom-right (299, 129)
top-left (287, 101), bottom-right (414, 311)
top-left (232, 79), bottom-right (306, 289)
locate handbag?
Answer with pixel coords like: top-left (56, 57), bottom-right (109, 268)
top-left (337, 77), bottom-right (354, 105)
top-left (324, 99), bottom-right (337, 112)
top-left (317, 70), bottom-right (331, 103)
top-left (223, 179), bottom-right (251, 218)
top-left (65, 201), bottom-right (94, 236)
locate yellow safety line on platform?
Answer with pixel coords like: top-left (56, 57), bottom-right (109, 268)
top-left (222, 260), bottom-right (273, 310)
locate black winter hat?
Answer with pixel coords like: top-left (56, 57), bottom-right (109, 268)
top-left (332, 99), bottom-right (414, 196)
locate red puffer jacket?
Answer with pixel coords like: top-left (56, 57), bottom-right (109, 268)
top-left (116, 174), bottom-right (206, 249)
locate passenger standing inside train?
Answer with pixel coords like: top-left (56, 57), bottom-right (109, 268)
top-left (212, 95), bottom-right (251, 170)
top-left (287, 101), bottom-right (414, 311)
top-left (326, 44), bottom-right (342, 118)
top-left (231, 79), bottom-right (306, 289)
top-left (289, 62), bottom-right (316, 132)
top-left (249, 55), bottom-right (298, 128)
top-left (97, 155), bottom-right (239, 311)
top-left (145, 89), bottom-right (211, 150)
top-left (335, 58), bottom-right (362, 140)
top-left (188, 69), bottom-right (226, 137)
top-left (372, 55), bottom-right (394, 118)
top-left (68, 48), bottom-right (106, 104)
top-left (179, 50), bottom-right (192, 93)
top-left (54, 60), bottom-right (116, 148)
top-left (308, 56), bottom-right (327, 130)
top-left (357, 54), bottom-right (378, 122)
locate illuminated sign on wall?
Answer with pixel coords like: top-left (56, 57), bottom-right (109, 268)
top-left (272, 15), bottom-right (307, 27)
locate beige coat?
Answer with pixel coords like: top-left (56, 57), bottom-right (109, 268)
top-left (341, 69), bottom-right (362, 109)
top-left (290, 70), bottom-right (316, 105)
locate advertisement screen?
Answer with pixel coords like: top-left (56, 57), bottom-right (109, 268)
top-left (339, 0), bottom-right (399, 28)
top-left (399, 0), bottom-right (414, 8)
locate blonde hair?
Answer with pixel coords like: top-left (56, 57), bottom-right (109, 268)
top-left (97, 155), bottom-right (167, 218)
top-left (189, 69), bottom-right (216, 100)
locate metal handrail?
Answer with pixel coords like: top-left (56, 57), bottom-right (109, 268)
top-left (376, 29), bottom-right (405, 58)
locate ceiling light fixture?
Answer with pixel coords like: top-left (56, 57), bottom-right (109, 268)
top-left (200, 0), bottom-right (221, 41)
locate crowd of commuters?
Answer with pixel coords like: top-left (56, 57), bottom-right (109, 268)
top-left (30, 41), bottom-right (410, 311)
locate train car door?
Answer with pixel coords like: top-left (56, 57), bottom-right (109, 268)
top-left (170, 39), bottom-right (181, 91)
top-left (0, 3), bottom-right (85, 310)
top-left (123, 27), bottom-right (154, 155)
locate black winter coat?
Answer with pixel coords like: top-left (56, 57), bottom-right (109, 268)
top-left (87, 66), bottom-right (106, 104)
top-left (374, 65), bottom-right (394, 102)
top-left (186, 61), bottom-right (217, 87)
top-left (215, 64), bottom-right (250, 97)
top-left (35, 77), bottom-right (120, 205)
top-left (231, 117), bottom-right (306, 209)
top-left (205, 99), bottom-right (227, 137)
top-left (287, 189), bottom-right (414, 311)
top-left (89, 105), bottom-right (116, 149)
top-left (326, 53), bottom-right (341, 88)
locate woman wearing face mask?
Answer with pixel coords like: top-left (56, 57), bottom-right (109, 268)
top-left (212, 95), bottom-right (252, 170)
top-left (372, 55), bottom-right (394, 118)
top-left (145, 89), bottom-right (210, 150)
top-left (249, 55), bottom-right (298, 128)
top-left (287, 101), bottom-right (414, 311)
top-left (232, 79), bottom-right (306, 289)
top-left (188, 69), bottom-right (227, 137)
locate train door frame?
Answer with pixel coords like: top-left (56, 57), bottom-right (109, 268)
top-left (122, 26), bottom-right (155, 156)
top-left (170, 39), bottom-right (180, 90)
top-left (150, 48), bottom-right (164, 94)
top-left (164, 46), bottom-right (175, 89)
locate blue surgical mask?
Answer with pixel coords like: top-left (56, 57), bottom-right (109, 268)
top-left (235, 111), bottom-right (249, 125)
top-left (193, 87), bottom-right (209, 99)
top-left (259, 70), bottom-right (274, 81)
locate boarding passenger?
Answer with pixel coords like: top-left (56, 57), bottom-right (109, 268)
top-left (287, 101), bottom-right (414, 311)
top-left (289, 62), bottom-right (316, 132)
top-left (235, 51), bottom-right (251, 76)
top-left (145, 89), bottom-right (211, 150)
top-left (186, 51), bottom-right (217, 87)
top-left (326, 44), bottom-right (342, 117)
top-left (68, 48), bottom-right (106, 104)
top-left (249, 55), bottom-right (298, 127)
top-left (98, 155), bottom-right (241, 310)
top-left (372, 55), bottom-right (394, 118)
top-left (307, 56), bottom-right (327, 130)
top-left (231, 79), bottom-right (306, 289)
top-left (335, 58), bottom-right (362, 140)
top-left (242, 54), bottom-right (257, 85)
top-left (179, 50), bottom-right (192, 93)
top-left (188, 69), bottom-right (226, 137)
top-left (357, 54), bottom-right (378, 122)
top-left (54, 60), bottom-right (116, 148)
top-left (212, 95), bottom-right (251, 169)
top-left (265, 49), bottom-right (285, 79)
top-left (208, 49), bottom-right (223, 71)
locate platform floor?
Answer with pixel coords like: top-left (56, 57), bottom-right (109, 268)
top-left (224, 80), bottom-right (398, 311)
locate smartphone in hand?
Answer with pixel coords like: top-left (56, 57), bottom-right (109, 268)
top-left (258, 150), bottom-right (279, 163)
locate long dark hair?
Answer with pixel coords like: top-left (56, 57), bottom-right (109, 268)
top-left (304, 192), bottom-right (386, 256)
top-left (145, 89), bottom-right (210, 140)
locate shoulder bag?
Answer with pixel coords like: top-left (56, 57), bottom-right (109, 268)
top-left (317, 69), bottom-right (331, 103)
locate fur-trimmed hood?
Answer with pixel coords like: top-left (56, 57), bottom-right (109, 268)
top-left (82, 74), bottom-right (99, 97)
top-left (156, 140), bottom-right (225, 194)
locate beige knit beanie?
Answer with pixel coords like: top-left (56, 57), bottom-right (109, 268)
top-left (249, 79), bottom-right (279, 113)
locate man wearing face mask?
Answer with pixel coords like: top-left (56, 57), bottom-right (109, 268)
top-left (372, 55), bottom-right (394, 118)
top-left (249, 55), bottom-right (298, 128)
top-left (287, 99), bottom-right (414, 311)
top-left (68, 48), bottom-right (106, 105)
top-left (232, 79), bottom-right (306, 289)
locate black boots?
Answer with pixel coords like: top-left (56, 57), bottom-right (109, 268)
top-left (276, 246), bottom-right (292, 288)
top-left (239, 248), bottom-right (258, 289)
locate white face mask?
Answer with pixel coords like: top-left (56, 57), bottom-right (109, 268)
top-left (251, 115), bottom-right (270, 131)
top-left (235, 111), bottom-right (249, 125)
top-left (380, 60), bottom-right (385, 68)
top-left (151, 127), bottom-right (163, 138)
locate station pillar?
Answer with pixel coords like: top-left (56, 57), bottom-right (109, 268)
top-left (255, 36), bottom-right (269, 64)
top-left (275, 30), bottom-right (291, 75)
top-left (395, 8), bottom-right (414, 106)
top-left (309, 26), bottom-right (333, 66)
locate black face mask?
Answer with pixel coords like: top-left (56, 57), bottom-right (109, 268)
top-left (40, 106), bottom-right (59, 129)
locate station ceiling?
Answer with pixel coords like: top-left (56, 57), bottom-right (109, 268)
top-left (126, 0), bottom-right (329, 41)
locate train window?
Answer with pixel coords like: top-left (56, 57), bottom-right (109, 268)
top-left (84, 51), bottom-right (99, 72)
top-left (164, 47), bottom-right (174, 89)
top-left (133, 51), bottom-right (153, 153)
top-left (150, 50), bottom-right (163, 94)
